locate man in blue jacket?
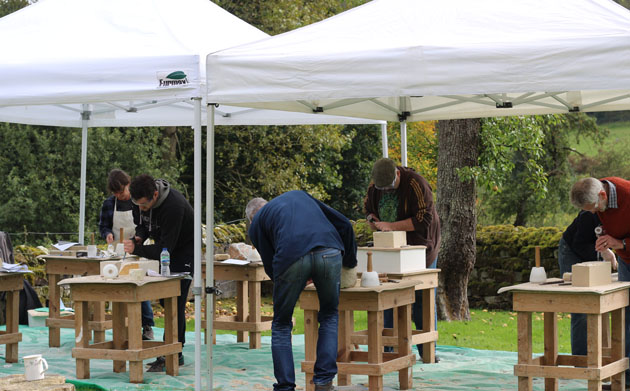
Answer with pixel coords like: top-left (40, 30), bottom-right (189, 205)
top-left (246, 191), bottom-right (358, 391)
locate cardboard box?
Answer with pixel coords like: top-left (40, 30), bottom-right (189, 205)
top-left (572, 261), bottom-right (611, 287)
top-left (357, 246), bottom-right (425, 274)
top-left (373, 231), bottom-right (407, 248)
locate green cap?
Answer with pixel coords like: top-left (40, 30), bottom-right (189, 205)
top-left (371, 158), bottom-right (397, 188)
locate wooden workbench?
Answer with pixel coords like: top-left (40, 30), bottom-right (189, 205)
top-left (39, 254), bottom-right (127, 347)
top-left (300, 280), bottom-right (418, 391)
top-left (202, 260), bottom-right (271, 349)
top-left (0, 272), bottom-right (24, 363)
top-left (59, 275), bottom-right (182, 384)
top-left (499, 279), bottom-right (630, 391)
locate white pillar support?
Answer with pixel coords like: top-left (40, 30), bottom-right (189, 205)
top-left (205, 104), bottom-right (216, 391)
top-left (192, 97), bottom-right (202, 391)
top-left (400, 120), bottom-right (408, 167)
top-left (78, 104), bottom-right (91, 244)
top-left (381, 123), bottom-right (388, 158)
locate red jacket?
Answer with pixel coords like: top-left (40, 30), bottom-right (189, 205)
top-left (598, 177), bottom-right (630, 263)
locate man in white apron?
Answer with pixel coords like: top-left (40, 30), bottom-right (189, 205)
top-left (98, 169), bottom-right (154, 340)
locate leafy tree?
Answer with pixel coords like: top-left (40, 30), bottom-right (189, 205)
top-left (0, 0), bottom-right (29, 18)
top-left (386, 121), bottom-right (438, 188)
top-left (463, 114), bottom-right (602, 226)
top-left (212, 0), bottom-right (367, 35)
top-left (0, 123), bottom-right (182, 244)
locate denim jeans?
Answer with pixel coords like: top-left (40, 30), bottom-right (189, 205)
top-left (271, 247), bottom-right (342, 391)
top-left (141, 300), bottom-right (154, 327)
top-left (616, 254), bottom-right (630, 383)
top-left (384, 256), bottom-right (438, 355)
top-left (557, 238), bottom-right (587, 355)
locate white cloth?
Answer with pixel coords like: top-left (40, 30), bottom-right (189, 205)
top-left (112, 198), bottom-right (136, 242)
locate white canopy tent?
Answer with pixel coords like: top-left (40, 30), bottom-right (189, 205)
top-left (207, 0), bottom-right (630, 165)
top-left (0, 1), bottom-right (384, 390)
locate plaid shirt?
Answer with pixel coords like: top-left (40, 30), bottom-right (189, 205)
top-left (98, 196), bottom-right (136, 239)
top-left (603, 180), bottom-right (619, 209)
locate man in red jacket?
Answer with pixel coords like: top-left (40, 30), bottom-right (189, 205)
top-left (570, 176), bottom-right (630, 390)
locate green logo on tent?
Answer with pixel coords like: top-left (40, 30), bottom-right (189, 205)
top-left (166, 71), bottom-right (187, 80)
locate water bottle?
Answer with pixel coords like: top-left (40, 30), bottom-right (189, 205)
top-left (160, 248), bottom-right (170, 276)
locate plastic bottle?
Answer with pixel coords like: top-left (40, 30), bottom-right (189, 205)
top-left (160, 248), bottom-right (170, 277)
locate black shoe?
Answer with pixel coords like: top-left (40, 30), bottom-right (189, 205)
top-left (142, 325), bottom-right (154, 340)
top-left (146, 355), bottom-right (184, 372)
top-left (314, 382), bottom-right (334, 391)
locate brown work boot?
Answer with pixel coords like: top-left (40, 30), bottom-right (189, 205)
top-left (142, 324), bottom-right (154, 340)
top-left (314, 382), bottom-right (334, 391)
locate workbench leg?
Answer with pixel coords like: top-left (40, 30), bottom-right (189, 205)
top-left (304, 309), bottom-right (318, 391)
top-left (337, 310), bottom-right (353, 386)
top-left (422, 287), bottom-right (436, 363)
top-left (611, 308), bottom-right (625, 391)
top-left (5, 290), bottom-right (20, 362)
top-left (587, 313), bottom-right (603, 391)
top-left (112, 302), bottom-right (126, 373)
top-left (517, 312), bottom-right (533, 391)
top-left (237, 281), bottom-right (249, 343)
top-left (603, 312), bottom-right (611, 350)
top-left (48, 273), bottom-right (61, 347)
top-left (398, 304), bottom-right (413, 390)
top-left (75, 301), bottom-right (90, 379)
top-left (543, 312), bottom-right (558, 391)
top-left (93, 301), bottom-right (106, 343)
top-left (127, 302), bottom-right (143, 383)
top-left (164, 296), bottom-right (179, 377)
top-left (367, 310), bottom-right (384, 391)
top-left (249, 281), bottom-right (261, 349)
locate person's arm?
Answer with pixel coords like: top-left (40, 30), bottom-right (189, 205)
top-left (364, 186), bottom-right (380, 231)
top-left (569, 212), bottom-right (599, 260)
top-left (133, 204), bottom-right (185, 260)
top-left (98, 197), bottom-right (114, 241)
top-left (389, 177), bottom-right (434, 243)
top-left (248, 215), bottom-right (275, 280)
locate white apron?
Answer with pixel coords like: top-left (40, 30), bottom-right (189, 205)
top-left (112, 198), bottom-right (136, 242)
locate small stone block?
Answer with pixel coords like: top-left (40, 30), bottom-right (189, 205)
top-left (572, 261), bottom-right (611, 287)
top-left (373, 231), bottom-right (407, 248)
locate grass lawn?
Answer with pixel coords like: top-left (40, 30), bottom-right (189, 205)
top-left (154, 299), bottom-right (573, 354)
top-left (572, 120), bottom-right (630, 156)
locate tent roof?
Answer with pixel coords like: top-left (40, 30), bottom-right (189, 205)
top-left (0, 0), bottom-right (266, 106)
top-left (0, 0), bottom-right (381, 126)
top-left (206, 0), bottom-right (630, 121)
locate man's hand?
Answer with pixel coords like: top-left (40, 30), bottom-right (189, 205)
top-left (374, 221), bottom-right (395, 232)
top-left (596, 234), bottom-right (622, 251)
top-left (106, 233), bottom-right (114, 244)
top-left (601, 248), bottom-right (618, 270)
top-left (366, 214), bottom-right (380, 231)
top-left (123, 239), bottom-right (135, 254)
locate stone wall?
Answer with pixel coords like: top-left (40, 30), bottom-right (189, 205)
top-left (469, 225), bottom-right (564, 310)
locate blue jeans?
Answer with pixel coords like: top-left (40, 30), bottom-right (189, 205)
top-left (558, 238), bottom-right (588, 355)
top-left (271, 248), bottom-right (342, 391)
top-left (141, 300), bottom-right (154, 327)
top-left (384, 256), bottom-right (438, 355)
top-left (616, 254), bottom-right (630, 383)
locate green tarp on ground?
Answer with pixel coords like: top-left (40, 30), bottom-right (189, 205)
top-left (0, 325), bottom-right (593, 390)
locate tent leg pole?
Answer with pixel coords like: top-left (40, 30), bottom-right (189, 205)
top-left (381, 123), bottom-right (388, 158)
top-left (400, 120), bottom-right (407, 167)
top-left (78, 104), bottom-right (91, 244)
top-left (193, 97), bottom-right (202, 391)
top-left (205, 103), bottom-right (216, 391)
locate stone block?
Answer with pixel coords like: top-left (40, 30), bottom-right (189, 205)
top-left (373, 231), bottom-right (407, 248)
top-left (572, 261), bottom-right (611, 287)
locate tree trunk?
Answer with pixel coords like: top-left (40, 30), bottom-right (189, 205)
top-left (436, 119), bottom-right (480, 321)
top-left (163, 126), bottom-right (178, 161)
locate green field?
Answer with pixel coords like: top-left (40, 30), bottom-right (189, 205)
top-left (155, 301), bottom-right (574, 354)
top-left (572, 121), bottom-right (630, 156)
